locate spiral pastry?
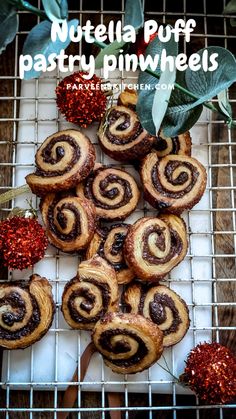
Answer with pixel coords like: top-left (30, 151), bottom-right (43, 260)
top-left (153, 131), bottom-right (191, 158)
top-left (141, 153), bottom-right (207, 214)
top-left (86, 223), bottom-right (134, 285)
top-left (40, 193), bottom-right (96, 252)
top-left (62, 256), bottom-right (119, 330)
top-left (117, 87), bottom-right (138, 109)
top-left (26, 129), bottom-right (96, 196)
top-left (76, 166), bottom-right (140, 221)
top-left (124, 215), bottom-right (188, 281)
top-left (124, 283), bottom-right (190, 347)
top-left (0, 274), bottom-right (55, 349)
top-left (92, 312), bottom-right (163, 374)
top-left (97, 106), bottom-right (155, 162)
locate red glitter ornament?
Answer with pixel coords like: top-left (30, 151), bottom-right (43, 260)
top-left (181, 342), bottom-right (236, 404)
top-left (56, 71), bottom-right (107, 127)
top-left (0, 216), bottom-right (48, 270)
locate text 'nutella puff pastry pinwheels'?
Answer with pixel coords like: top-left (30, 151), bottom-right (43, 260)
top-left (26, 129), bottom-right (96, 196)
top-left (0, 274), bottom-right (55, 349)
top-left (141, 153), bottom-right (207, 214)
top-left (40, 193), bottom-right (96, 252)
top-left (92, 312), bottom-right (163, 374)
top-left (98, 106), bottom-right (155, 162)
top-left (124, 283), bottom-right (190, 347)
top-left (62, 256), bottom-right (119, 330)
top-left (76, 166), bottom-right (140, 221)
top-left (86, 223), bottom-right (134, 284)
top-left (153, 131), bottom-right (192, 158)
top-left (124, 215), bottom-right (188, 281)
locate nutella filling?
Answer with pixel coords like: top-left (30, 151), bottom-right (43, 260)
top-left (84, 169), bottom-right (133, 210)
top-left (98, 328), bottom-right (148, 367)
top-left (68, 278), bottom-right (110, 324)
top-left (149, 293), bottom-right (182, 334)
top-left (97, 224), bottom-right (128, 271)
top-left (105, 110), bottom-right (143, 145)
top-left (48, 199), bottom-right (81, 242)
top-left (0, 289), bottom-right (41, 340)
top-left (36, 135), bottom-right (80, 177)
top-left (142, 225), bottom-right (183, 264)
top-left (151, 160), bottom-right (199, 199)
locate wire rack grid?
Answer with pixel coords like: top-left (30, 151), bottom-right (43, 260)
top-left (0, 0), bottom-right (236, 418)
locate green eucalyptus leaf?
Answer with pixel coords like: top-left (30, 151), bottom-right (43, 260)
top-left (151, 67), bottom-right (176, 135)
top-left (223, 0), bottom-right (236, 13)
top-left (162, 105), bottom-right (203, 137)
top-left (124, 0), bottom-right (144, 30)
top-left (42, 0), bottom-right (68, 22)
top-left (95, 40), bottom-right (128, 69)
top-left (160, 70), bottom-right (202, 136)
top-left (217, 90), bottom-right (232, 118)
top-left (0, 1), bottom-right (18, 55)
top-left (136, 28), bottom-right (178, 135)
top-left (184, 47), bottom-right (236, 109)
top-left (22, 19), bottom-right (79, 79)
top-left (230, 17), bottom-right (236, 26)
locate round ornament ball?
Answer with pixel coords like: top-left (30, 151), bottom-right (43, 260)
top-left (56, 71), bottom-right (107, 127)
top-left (181, 342), bottom-right (236, 404)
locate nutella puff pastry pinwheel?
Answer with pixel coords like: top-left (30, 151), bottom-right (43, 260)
top-left (141, 153), bottom-right (207, 214)
top-left (40, 193), bottom-right (96, 252)
top-left (124, 283), bottom-right (190, 347)
top-left (76, 166), bottom-right (140, 221)
top-left (153, 131), bottom-right (192, 158)
top-left (0, 274), bottom-right (55, 349)
top-left (26, 129), bottom-right (95, 196)
top-left (86, 223), bottom-right (134, 284)
top-left (124, 215), bottom-right (188, 281)
top-left (62, 256), bottom-right (118, 330)
top-left (92, 312), bottom-right (163, 374)
top-left (98, 106), bottom-right (155, 162)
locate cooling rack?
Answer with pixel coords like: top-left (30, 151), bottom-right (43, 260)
top-left (0, 1), bottom-right (236, 418)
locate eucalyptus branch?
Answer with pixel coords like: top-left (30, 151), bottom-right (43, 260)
top-left (91, 39), bottom-right (234, 126)
top-left (16, 0), bottom-right (47, 19)
top-left (0, 184), bottom-right (30, 206)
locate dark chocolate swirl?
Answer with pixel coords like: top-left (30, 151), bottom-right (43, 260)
top-left (0, 275), bottom-right (55, 349)
top-left (26, 129), bottom-right (95, 196)
top-left (36, 135), bottom-right (80, 177)
top-left (92, 312), bottom-right (163, 374)
top-left (141, 153), bottom-right (207, 214)
top-left (62, 256), bottom-right (118, 331)
top-left (86, 223), bottom-right (134, 284)
top-left (98, 106), bottom-right (154, 162)
top-left (40, 193), bottom-right (96, 252)
top-left (124, 283), bottom-right (190, 347)
top-left (124, 215), bottom-right (188, 281)
top-left (76, 166), bottom-right (140, 221)
top-left (153, 131), bottom-right (192, 158)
